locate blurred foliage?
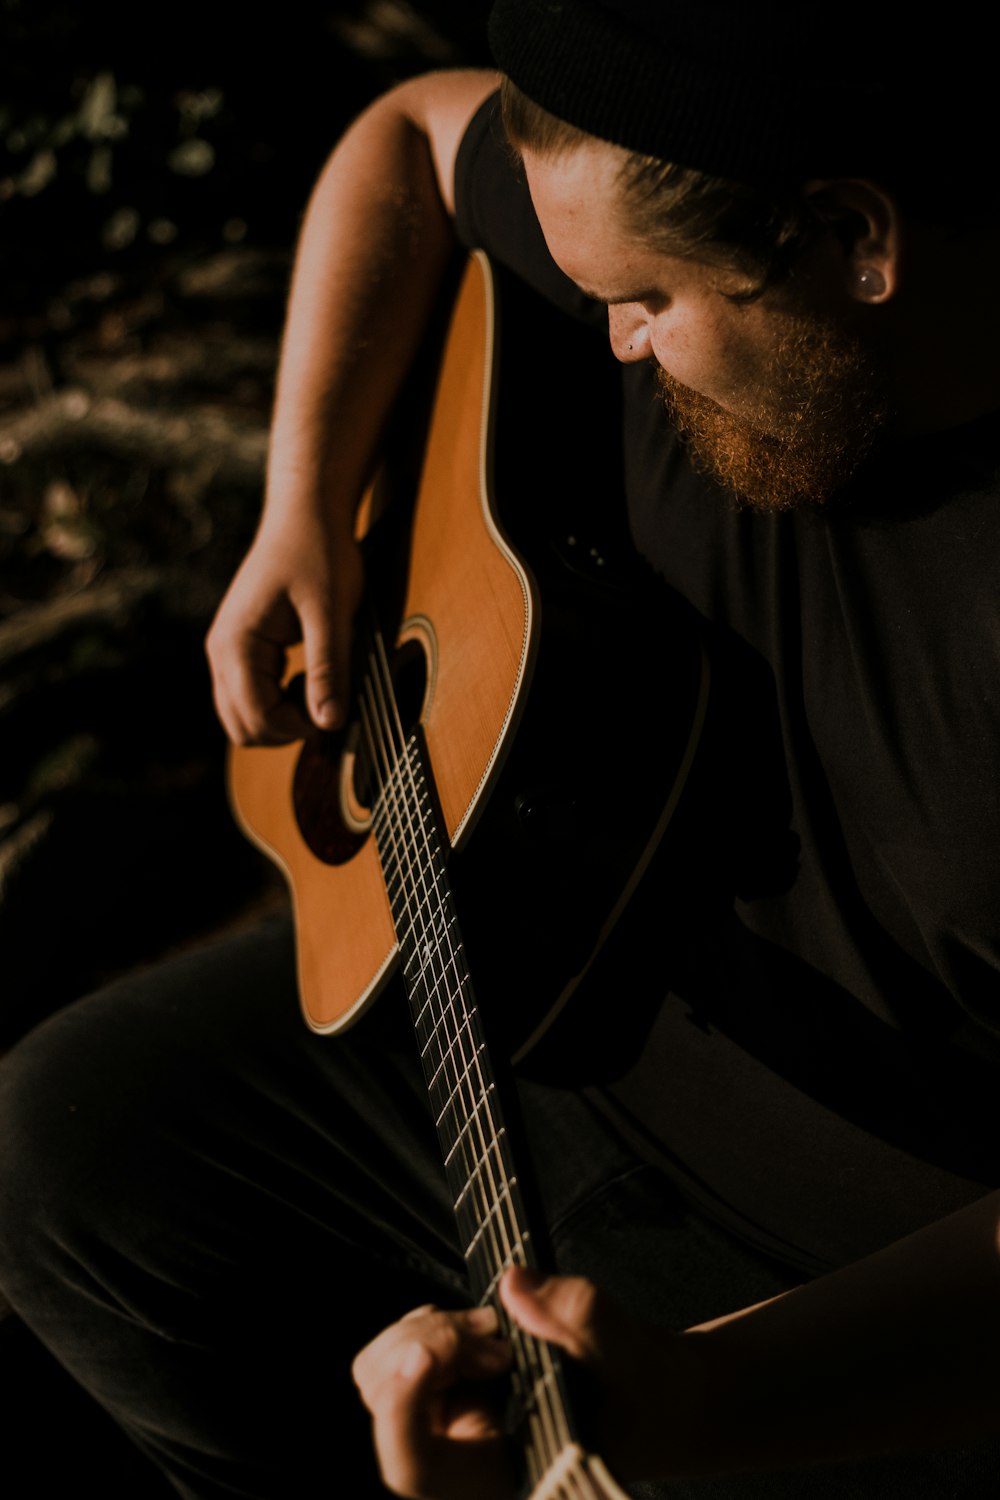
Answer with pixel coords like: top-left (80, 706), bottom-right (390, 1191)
top-left (0, 0), bottom-right (493, 327)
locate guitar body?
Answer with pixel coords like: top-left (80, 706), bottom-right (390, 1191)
top-left (230, 251), bottom-right (535, 1033)
top-left (229, 249), bottom-right (708, 1061)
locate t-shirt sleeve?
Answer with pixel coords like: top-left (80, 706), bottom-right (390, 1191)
top-left (453, 91), bottom-right (608, 333)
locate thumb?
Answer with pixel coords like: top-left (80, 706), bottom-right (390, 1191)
top-left (499, 1266), bottom-right (606, 1365)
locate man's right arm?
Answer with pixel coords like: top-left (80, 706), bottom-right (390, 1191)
top-left (206, 69), bottom-right (498, 745)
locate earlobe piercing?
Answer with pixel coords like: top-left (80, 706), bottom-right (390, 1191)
top-left (856, 267), bottom-right (887, 300)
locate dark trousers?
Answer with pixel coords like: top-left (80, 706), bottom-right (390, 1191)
top-left (1, 914), bottom-right (996, 1498)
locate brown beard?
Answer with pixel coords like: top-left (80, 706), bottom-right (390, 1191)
top-left (655, 318), bottom-right (889, 512)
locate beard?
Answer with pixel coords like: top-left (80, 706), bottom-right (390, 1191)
top-left (655, 316), bottom-right (889, 512)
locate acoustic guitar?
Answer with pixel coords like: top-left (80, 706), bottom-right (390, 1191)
top-left (228, 250), bottom-right (708, 1499)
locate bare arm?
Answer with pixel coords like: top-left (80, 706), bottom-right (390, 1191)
top-left (671, 1185), bottom-right (1000, 1476)
top-left (206, 69), bottom-right (498, 744)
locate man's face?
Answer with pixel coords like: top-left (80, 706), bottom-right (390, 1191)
top-left (522, 141), bottom-right (888, 510)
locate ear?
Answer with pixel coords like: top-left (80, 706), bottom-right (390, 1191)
top-left (802, 178), bottom-right (902, 304)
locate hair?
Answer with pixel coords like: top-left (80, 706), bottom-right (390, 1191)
top-left (500, 76), bottom-right (830, 299)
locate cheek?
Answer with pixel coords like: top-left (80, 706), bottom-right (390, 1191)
top-left (649, 308), bottom-right (769, 408)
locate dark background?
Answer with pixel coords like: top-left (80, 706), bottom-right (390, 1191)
top-left (0, 3), bottom-right (491, 1491)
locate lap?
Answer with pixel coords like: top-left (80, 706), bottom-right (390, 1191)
top-left (3, 914), bottom-right (996, 1498)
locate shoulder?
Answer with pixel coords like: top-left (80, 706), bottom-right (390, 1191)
top-left (384, 69), bottom-right (500, 216)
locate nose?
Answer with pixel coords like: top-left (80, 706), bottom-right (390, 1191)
top-left (607, 304), bottom-right (651, 363)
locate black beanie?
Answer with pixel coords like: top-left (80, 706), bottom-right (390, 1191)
top-left (487, 0), bottom-right (970, 192)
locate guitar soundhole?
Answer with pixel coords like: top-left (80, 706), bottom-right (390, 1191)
top-left (291, 639), bottom-right (428, 866)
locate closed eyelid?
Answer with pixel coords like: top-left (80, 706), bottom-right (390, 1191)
top-left (577, 282), bottom-right (665, 308)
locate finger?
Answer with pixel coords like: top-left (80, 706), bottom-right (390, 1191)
top-left (353, 1306), bottom-right (502, 1397)
top-left (224, 633), bottom-right (312, 745)
top-left (299, 596), bottom-right (355, 732)
top-left (401, 1303), bottom-right (440, 1322)
top-left (207, 614), bottom-right (305, 744)
top-left (374, 1344), bottom-right (515, 1500)
top-left (499, 1267), bottom-right (605, 1363)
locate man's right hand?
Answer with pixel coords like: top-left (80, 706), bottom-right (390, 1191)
top-left (205, 518), bottom-right (364, 746)
top-left (202, 70), bottom-right (495, 751)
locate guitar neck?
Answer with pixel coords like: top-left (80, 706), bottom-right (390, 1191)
top-left (373, 724), bottom-right (590, 1489)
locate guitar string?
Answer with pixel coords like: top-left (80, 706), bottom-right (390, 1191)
top-left (362, 631), bottom-right (597, 1500)
top-left (533, 1452), bottom-right (607, 1500)
top-left (355, 665), bottom-right (565, 1485)
top-left (356, 667), bottom-right (524, 1346)
top-left (358, 709), bottom-right (570, 1500)
top-left (358, 619), bottom-right (572, 1479)
top-left (355, 635), bottom-right (606, 1500)
top-left (359, 624), bottom-right (519, 1297)
top-left (360, 632), bottom-right (606, 1500)
top-left (356, 635), bottom-right (560, 1478)
top-left (362, 619), bottom-right (567, 1473)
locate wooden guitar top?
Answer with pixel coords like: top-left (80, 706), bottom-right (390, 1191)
top-left (228, 253), bottom-right (535, 1033)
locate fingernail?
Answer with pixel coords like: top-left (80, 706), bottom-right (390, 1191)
top-left (315, 700), bottom-right (338, 729)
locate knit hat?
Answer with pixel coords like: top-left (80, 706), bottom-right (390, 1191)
top-left (487, 1), bottom-right (968, 192)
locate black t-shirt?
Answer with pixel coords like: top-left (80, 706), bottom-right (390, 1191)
top-left (455, 96), bottom-right (1000, 1276)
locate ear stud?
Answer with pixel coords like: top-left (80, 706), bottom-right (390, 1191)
top-left (856, 267), bottom-right (887, 300)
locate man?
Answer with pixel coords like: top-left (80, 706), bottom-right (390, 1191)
top-left (3, 3), bottom-right (1000, 1497)
top-left (341, 7), bottom-right (1000, 1494)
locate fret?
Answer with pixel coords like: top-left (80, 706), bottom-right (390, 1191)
top-left (462, 1179), bottom-right (516, 1260)
top-left (387, 897), bottom-right (446, 946)
top-left (453, 1130), bottom-right (507, 1210)
top-left (452, 1131), bottom-right (512, 1212)
top-left (414, 972), bottom-right (467, 1036)
top-left (436, 1087), bottom-right (501, 1169)
top-left (421, 1005), bottom-right (475, 1074)
top-left (434, 1056), bottom-right (488, 1128)
top-left (478, 1234), bottom-right (530, 1304)
top-left (375, 792), bottom-right (435, 846)
top-left (411, 947), bottom-right (466, 1022)
top-left (372, 750), bottom-right (425, 798)
top-left (390, 889), bottom-right (454, 949)
top-left (508, 1363), bottom-right (559, 1427)
top-left (455, 1196), bottom-right (507, 1264)
top-left (443, 1087), bottom-right (497, 1165)
top-left (452, 1128), bottom-right (509, 1224)
top-left (395, 915), bottom-right (461, 982)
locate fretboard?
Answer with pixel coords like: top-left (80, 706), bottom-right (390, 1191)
top-left (372, 727), bottom-right (581, 1489)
